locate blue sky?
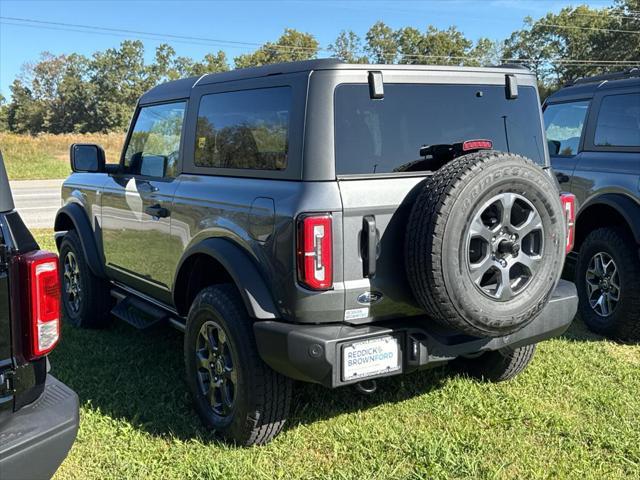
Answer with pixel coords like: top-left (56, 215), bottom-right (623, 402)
top-left (0, 0), bottom-right (614, 98)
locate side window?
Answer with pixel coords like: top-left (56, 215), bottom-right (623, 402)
top-left (194, 87), bottom-right (291, 170)
top-left (543, 101), bottom-right (590, 156)
top-left (594, 93), bottom-right (640, 147)
top-left (123, 102), bottom-right (186, 178)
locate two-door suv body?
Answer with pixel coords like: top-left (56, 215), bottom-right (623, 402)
top-left (55, 60), bottom-right (578, 445)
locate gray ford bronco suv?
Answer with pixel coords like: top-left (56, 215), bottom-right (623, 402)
top-left (55, 59), bottom-right (578, 446)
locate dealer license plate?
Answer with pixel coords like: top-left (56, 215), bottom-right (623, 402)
top-left (342, 336), bottom-right (401, 381)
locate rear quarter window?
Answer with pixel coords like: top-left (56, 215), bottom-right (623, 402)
top-left (594, 93), bottom-right (640, 147)
top-left (194, 87), bottom-right (291, 170)
top-left (334, 83), bottom-right (546, 175)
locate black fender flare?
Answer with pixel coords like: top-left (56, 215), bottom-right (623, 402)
top-left (578, 193), bottom-right (640, 244)
top-left (173, 238), bottom-right (279, 320)
top-left (54, 203), bottom-right (106, 278)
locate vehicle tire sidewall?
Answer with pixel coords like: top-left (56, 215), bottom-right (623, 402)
top-left (441, 159), bottom-right (564, 335)
top-left (59, 232), bottom-right (89, 327)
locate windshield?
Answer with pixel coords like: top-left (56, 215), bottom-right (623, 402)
top-left (334, 83), bottom-right (546, 175)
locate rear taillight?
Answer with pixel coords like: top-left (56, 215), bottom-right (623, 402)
top-left (560, 193), bottom-right (576, 255)
top-left (297, 214), bottom-right (333, 290)
top-left (21, 251), bottom-right (61, 359)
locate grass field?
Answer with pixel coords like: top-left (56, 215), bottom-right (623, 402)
top-left (0, 133), bottom-right (124, 180)
top-left (31, 229), bottom-right (640, 480)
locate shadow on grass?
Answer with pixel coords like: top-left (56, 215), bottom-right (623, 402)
top-left (49, 319), bottom-right (447, 442)
top-left (559, 315), bottom-right (639, 345)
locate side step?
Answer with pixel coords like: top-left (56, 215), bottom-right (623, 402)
top-left (111, 295), bottom-right (168, 330)
top-left (110, 288), bottom-right (187, 332)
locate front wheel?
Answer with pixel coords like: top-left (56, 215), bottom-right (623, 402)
top-left (576, 227), bottom-right (640, 340)
top-left (184, 285), bottom-right (292, 446)
top-left (454, 344), bottom-right (536, 382)
top-left (58, 230), bottom-right (111, 328)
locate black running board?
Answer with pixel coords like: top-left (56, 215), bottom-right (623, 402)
top-left (110, 288), bottom-right (186, 332)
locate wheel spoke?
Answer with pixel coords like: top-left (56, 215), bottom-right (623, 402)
top-left (514, 209), bottom-right (543, 238)
top-left (196, 350), bottom-right (210, 371)
top-left (469, 256), bottom-right (494, 285)
top-left (497, 268), bottom-right (514, 301)
top-left (469, 216), bottom-right (494, 242)
top-left (516, 252), bottom-right (542, 276)
top-left (498, 193), bottom-right (517, 229)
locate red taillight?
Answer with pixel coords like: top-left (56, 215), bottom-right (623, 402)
top-left (560, 193), bottom-right (576, 255)
top-left (462, 139), bottom-right (493, 152)
top-left (22, 251), bottom-right (61, 359)
top-left (297, 214), bottom-right (333, 290)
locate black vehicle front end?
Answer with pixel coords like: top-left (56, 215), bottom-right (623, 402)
top-left (0, 154), bottom-right (78, 480)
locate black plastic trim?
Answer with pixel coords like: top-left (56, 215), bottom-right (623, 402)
top-left (54, 203), bottom-right (106, 278)
top-left (254, 280), bottom-right (578, 387)
top-left (173, 237), bottom-right (279, 319)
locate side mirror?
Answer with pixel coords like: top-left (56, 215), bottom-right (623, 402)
top-left (139, 155), bottom-right (167, 178)
top-left (547, 140), bottom-right (561, 156)
top-left (70, 144), bottom-right (106, 173)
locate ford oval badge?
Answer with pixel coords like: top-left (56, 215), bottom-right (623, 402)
top-left (357, 291), bottom-right (383, 305)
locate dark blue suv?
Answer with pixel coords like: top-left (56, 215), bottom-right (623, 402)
top-left (544, 68), bottom-right (640, 340)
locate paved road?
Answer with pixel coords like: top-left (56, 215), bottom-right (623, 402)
top-left (9, 179), bottom-right (63, 229)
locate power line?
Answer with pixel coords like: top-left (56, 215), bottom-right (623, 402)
top-left (1, 16), bottom-right (638, 69)
top-left (0, 16), bottom-right (327, 53)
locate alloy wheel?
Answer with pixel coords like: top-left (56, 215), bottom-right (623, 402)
top-left (585, 252), bottom-right (620, 317)
top-left (466, 193), bottom-right (544, 301)
top-left (195, 320), bottom-right (238, 417)
top-left (63, 251), bottom-right (82, 314)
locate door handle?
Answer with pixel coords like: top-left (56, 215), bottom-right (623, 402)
top-left (556, 172), bottom-right (570, 184)
top-left (361, 215), bottom-right (377, 278)
top-left (145, 204), bottom-right (170, 219)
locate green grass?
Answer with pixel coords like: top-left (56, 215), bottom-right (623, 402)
top-left (32, 229), bottom-right (640, 479)
top-left (1, 133), bottom-right (123, 180)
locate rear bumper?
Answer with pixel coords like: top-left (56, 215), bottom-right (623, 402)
top-left (0, 375), bottom-right (79, 480)
top-left (255, 280), bottom-right (578, 388)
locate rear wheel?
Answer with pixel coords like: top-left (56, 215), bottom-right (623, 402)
top-left (576, 227), bottom-right (640, 340)
top-left (455, 344), bottom-right (536, 382)
top-left (58, 230), bottom-right (111, 328)
top-left (184, 285), bottom-right (292, 446)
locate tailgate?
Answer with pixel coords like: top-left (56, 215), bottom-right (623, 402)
top-left (339, 176), bottom-right (428, 323)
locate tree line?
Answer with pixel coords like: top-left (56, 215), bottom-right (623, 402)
top-left (0, 0), bottom-right (637, 135)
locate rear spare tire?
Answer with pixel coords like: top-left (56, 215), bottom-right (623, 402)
top-left (406, 151), bottom-right (565, 337)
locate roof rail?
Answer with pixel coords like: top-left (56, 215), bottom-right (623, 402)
top-left (568, 67), bottom-right (640, 86)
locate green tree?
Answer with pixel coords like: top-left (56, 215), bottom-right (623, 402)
top-left (0, 94), bottom-right (9, 132)
top-left (329, 30), bottom-right (368, 63)
top-left (90, 40), bottom-right (151, 131)
top-left (365, 21), bottom-right (398, 64)
top-left (504, 2), bottom-right (638, 90)
top-left (234, 29), bottom-right (319, 68)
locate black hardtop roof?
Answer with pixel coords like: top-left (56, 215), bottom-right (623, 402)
top-left (139, 58), bottom-right (534, 104)
top-left (0, 151), bottom-right (15, 213)
top-left (547, 68), bottom-right (640, 103)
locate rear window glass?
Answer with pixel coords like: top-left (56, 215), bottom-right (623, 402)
top-left (543, 101), bottom-right (590, 156)
top-left (594, 93), bottom-right (640, 147)
top-left (195, 87), bottom-right (291, 170)
top-left (334, 84), bottom-right (545, 175)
